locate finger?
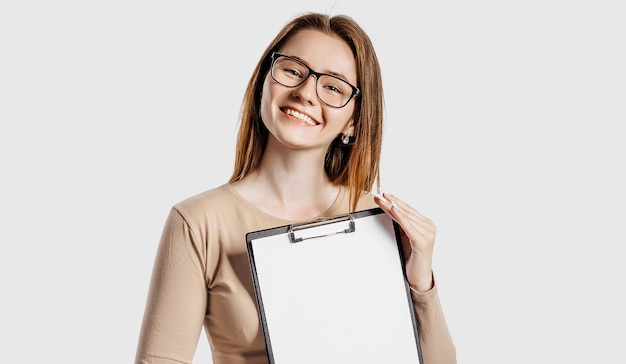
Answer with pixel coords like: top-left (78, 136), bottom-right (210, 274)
top-left (382, 192), bottom-right (426, 220)
top-left (383, 203), bottom-right (435, 247)
top-left (373, 193), bottom-right (400, 221)
top-left (375, 192), bottom-right (436, 247)
top-left (379, 194), bottom-right (420, 226)
top-left (382, 193), bottom-right (435, 233)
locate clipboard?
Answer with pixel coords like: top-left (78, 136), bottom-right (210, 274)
top-left (246, 208), bottom-right (423, 363)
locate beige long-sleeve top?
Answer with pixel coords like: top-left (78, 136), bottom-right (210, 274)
top-left (135, 184), bottom-right (456, 363)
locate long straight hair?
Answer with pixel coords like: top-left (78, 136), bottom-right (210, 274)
top-left (229, 13), bottom-right (384, 212)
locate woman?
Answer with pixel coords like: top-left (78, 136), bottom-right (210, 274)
top-left (135, 12), bottom-right (456, 364)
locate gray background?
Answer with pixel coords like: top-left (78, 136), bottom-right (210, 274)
top-left (1, 0), bottom-right (624, 363)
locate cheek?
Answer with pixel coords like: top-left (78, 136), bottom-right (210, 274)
top-left (328, 104), bottom-right (355, 129)
top-left (259, 79), bottom-right (273, 124)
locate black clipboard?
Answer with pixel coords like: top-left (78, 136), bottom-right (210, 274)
top-left (246, 208), bottom-right (423, 363)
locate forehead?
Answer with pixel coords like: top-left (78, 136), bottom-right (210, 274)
top-left (278, 29), bottom-right (357, 83)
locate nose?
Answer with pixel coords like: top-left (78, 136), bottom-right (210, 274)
top-left (292, 75), bottom-right (318, 105)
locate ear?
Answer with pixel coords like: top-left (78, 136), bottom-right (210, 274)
top-left (342, 121), bottom-right (355, 137)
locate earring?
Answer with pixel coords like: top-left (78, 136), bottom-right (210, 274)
top-left (342, 134), bottom-right (351, 145)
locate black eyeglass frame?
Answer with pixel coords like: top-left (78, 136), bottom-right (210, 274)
top-left (269, 52), bottom-right (361, 108)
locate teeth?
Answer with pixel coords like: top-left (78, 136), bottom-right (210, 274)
top-left (285, 109), bottom-right (316, 125)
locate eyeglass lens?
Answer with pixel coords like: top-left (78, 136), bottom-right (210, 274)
top-left (272, 56), bottom-right (354, 108)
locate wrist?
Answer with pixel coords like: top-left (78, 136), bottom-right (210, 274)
top-left (406, 254), bottom-right (433, 293)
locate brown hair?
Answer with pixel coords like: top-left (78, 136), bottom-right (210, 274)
top-left (229, 12), bottom-right (384, 212)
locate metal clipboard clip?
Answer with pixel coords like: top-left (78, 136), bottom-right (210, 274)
top-left (288, 214), bottom-right (356, 244)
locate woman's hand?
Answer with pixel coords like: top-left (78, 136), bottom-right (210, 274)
top-left (374, 191), bottom-right (435, 293)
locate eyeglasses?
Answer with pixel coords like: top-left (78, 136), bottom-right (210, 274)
top-left (270, 52), bottom-right (360, 108)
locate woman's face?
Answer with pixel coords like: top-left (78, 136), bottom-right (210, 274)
top-left (260, 29), bottom-right (357, 152)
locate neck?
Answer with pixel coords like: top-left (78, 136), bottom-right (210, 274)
top-left (232, 141), bottom-right (340, 220)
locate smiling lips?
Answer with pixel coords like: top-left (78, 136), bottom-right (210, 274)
top-left (283, 108), bottom-right (319, 126)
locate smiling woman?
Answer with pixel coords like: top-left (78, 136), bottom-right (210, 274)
top-left (135, 12), bottom-right (456, 364)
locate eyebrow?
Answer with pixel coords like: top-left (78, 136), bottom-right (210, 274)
top-left (289, 55), bottom-right (354, 84)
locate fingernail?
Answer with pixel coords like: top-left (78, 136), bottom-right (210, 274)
top-left (372, 188), bottom-right (390, 204)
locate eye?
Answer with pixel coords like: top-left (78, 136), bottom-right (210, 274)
top-left (320, 77), bottom-right (349, 95)
top-left (284, 67), bottom-right (303, 78)
top-left (275, 57), bottom-right (307, 81)
top-left (325, 85), bottom-right (343, 94)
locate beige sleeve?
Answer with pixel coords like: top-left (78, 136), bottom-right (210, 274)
top-left (411, 278), bottom-right (457, 364)
top-left (135, 208), bottom-right (208, 364)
